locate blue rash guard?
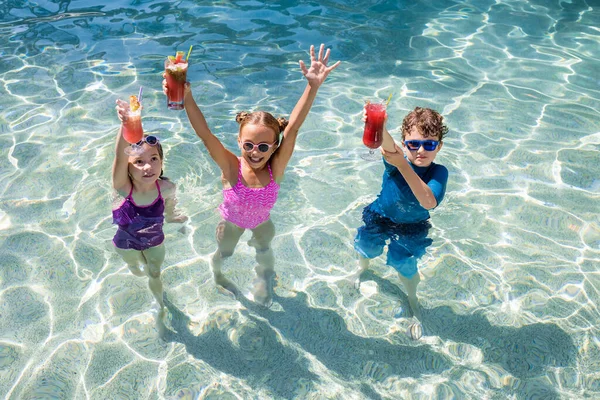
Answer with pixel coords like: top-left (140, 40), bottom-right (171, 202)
top-left (370, 159), bottom-right (448, 223)
top-left (354, 158), bottom-right (448, 277)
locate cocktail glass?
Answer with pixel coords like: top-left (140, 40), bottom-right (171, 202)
top-left (361, 102), bottom-right (386, 161)
top-left (165, 51), bottom-right (188, 110)
top-left (123, 95), bottom-right (144, 156)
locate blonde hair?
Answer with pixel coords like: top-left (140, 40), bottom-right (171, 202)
top-left (236, 111), bottom-right (289, 143)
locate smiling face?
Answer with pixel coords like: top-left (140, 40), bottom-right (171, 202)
top-left (401, 126), bottom-right (443, 167)
top-left (128, 143), bottom-right (163, 183)
top-left (238, 123), bottom-right (278, 168)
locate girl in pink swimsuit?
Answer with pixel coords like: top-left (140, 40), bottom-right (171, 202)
top-left (113, 100), bottom-right (188, 334)
top-left (163, 44), bottom-right (340, 306)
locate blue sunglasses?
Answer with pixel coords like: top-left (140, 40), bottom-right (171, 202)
top-left (404, 140), bottom-right (439, 151)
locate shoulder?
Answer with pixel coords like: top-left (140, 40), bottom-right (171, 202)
top-left (429, 163), bottom-right (449, 183)
top-left (158, 179), bottom-right (177, 198)
top-left (431, 162), bottom-right (448, 175)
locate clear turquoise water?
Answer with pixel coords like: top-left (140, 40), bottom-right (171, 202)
top-left (1, 0), bottom-right (599, 399)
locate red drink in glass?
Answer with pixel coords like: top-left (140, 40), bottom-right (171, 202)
top-left (165, 53), bottom-right (188, 110)
top-left (363, 103), bottom-right (386, 149)
top-left (122, 109), bottom-right (143, 144)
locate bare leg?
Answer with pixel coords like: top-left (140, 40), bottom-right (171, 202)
top-left (211, 220), bottom-right (244, 296)
top-left (399, 272), bottom-right (422, 322)
top-left (249, 220), bottom-right (276, 306)
top-left (114, 247), bottom-right (146, 277)
top-left (352, 255), bottom-right (371, 289)
top-left (142, 244), bottom-right (166, 309)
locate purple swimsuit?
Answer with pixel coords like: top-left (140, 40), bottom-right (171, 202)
top-left (113, 181), bottom-right (165, 251)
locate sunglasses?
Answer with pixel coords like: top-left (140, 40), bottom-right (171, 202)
top-left (404, 140), bottom-right (439, 151)
top-left (242, 141), bottom-right (277, 153)
top-left (135, 135), bottom-right (160, 146)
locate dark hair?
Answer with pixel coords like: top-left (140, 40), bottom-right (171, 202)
top-left (135, 134), bottom-right (169, 181)
top-left (401, 107), bottom-right (448, 142)
top-left (235, 111), bottom-right (289, 143)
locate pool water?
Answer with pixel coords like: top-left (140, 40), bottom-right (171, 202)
top-left (0, 0), bottom-right (599, 399)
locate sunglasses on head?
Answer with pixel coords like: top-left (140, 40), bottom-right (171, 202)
top-left (135, 135), bottom-right (160, 147)
top-left (242, 141), bottom-right (277, 153)
top-left (404, 140), bottom-right (439, 151)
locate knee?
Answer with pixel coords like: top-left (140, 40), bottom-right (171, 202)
top-left (147, 267), bottom-right (161, 279)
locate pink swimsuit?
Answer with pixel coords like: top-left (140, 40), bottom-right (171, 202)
top-left (219, 160), bottom-right (280, 229)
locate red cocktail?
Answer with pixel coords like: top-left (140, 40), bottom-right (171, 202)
top-left (123, 95), bottom-right (143, 144)
top-left (363, 102), bottom-right (386, 149)
top-left (165, 51), bottom-right (188, 110)
top-left (123, 95), bottom-right (144, 156)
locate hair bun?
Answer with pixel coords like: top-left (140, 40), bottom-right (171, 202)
top-left (236, 111), bottom-right (251, 124)
top-left (277, 117), bottom-right (289, 132)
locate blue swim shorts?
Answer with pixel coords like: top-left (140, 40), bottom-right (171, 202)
top-left (354, 205), bottom-right (433, 278)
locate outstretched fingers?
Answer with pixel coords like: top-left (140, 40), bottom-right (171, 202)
top-left (310, 44), bottom-right (316, 62)
top-left (299, 59), bottom-right (308, 76)
top-left (327, 60), bottom-right (341, 72)
top-left (322, 47), bottom-right (331, 65)
top-left (317, 43), bottom-right (324, 62)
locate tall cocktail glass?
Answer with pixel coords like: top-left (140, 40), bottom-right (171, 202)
top-left (123, 95), bottom-right (144, 156)
top-left (165, 51), bottom-right (188, 110)
top-left (361, 102), bottom-right (386, 161)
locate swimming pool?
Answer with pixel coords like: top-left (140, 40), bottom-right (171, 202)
top-left (0, 0), bottom-right (598, 398)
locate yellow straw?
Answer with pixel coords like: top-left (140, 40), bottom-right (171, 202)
top-left (186, 45), bottom-right (193, 62)
top-left (385, 93), bottom-right (393, 106)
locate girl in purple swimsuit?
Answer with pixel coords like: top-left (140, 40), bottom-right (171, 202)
top-left (163, 44), bottom-right (340, 306)
top-left (113, 100), bottom-right (187, 330)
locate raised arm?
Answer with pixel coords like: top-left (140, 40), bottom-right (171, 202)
top-left (271, 44), bottom-right (341, 178)
top-left (161, 180), bottom-right (188, 223)
top-left (112, 99), bottom-right (133, 193)
top-left (380, 117), bottom-right (397, 153)
top-left (381, 145), bottom-right (438, 209)
top-left (164, 79), bottom-right (238, 177)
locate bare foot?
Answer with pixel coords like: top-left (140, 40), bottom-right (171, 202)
top-left (406, 322), bottom-right (423, 340)
top-left (213, 272), bottom-right (240, 299)
top-left (347, 268), bottom-right (364, 290)
top-left (252, 271), bottom-right (275, 308)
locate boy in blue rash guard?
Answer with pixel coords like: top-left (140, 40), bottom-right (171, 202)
top-left (353, 106), bottom-right (449, 323)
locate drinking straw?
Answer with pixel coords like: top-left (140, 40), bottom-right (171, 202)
top-left (138, 86), bottom-right (143, 103)
top-left (186, 45), bottom-right (193, 62)
top-left (385, 93), bottom-right (393, 106)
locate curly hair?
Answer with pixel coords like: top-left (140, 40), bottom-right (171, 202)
top-left (401, 107), bottom-right (448, 141)
top-left (236, 111), bottom-right (289, 143)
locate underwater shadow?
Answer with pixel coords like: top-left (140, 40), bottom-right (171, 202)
top-left (238, 290), bottom-right (452, 387)
top-left (366, 271), bottom-right (577, 399)
top-left (162, 294), bottom-right (318, 398)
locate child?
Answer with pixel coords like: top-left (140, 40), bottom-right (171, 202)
top-left (164, 44), bottom-right (340, 305)
top-left (353, 106), bottom-right (449, 324)
top-left (112, 99), bottom-right (188, 328)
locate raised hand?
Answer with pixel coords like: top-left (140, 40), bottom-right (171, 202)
top-left (299, 44), bottom-right (341, 88)
top-left (115, 99), bottom-right (131, 123)
top-left (381, 143), bottom-right (406, 166)
top-left (162, 73), bottom-right (191, 98)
